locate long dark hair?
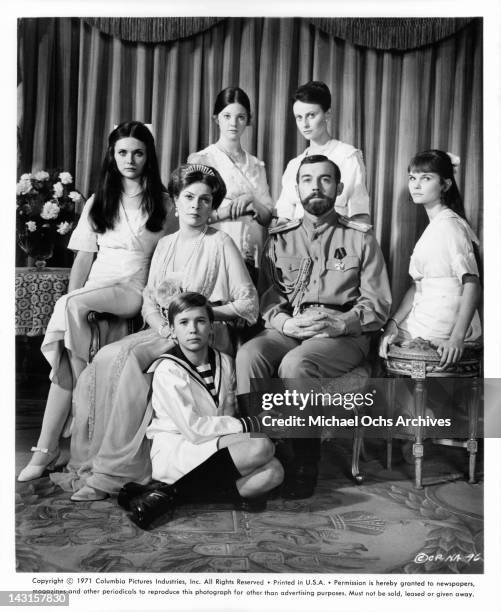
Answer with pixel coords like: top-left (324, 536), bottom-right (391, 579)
top-left (89, 121), bottom-right (166, 233)
top-left (408, 149), bottom-right (465, 219)
top-left (213, 87), bottom-right (252, 125)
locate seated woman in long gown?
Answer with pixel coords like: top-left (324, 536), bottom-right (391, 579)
top-left (18, 121), bottom-right (174, 482)
top-left (117, 292), bottom-right (283, 530)
top-left (50, 164), bottom-right (259, 501)
top-left (379, 149), bottom-right (481, 365)
top-left (187, 86), bottom-right (273, 275)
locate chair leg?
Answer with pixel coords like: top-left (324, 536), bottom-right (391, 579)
top-left (386, 377), bottom-right (396, 469)
top-left (351, 426), bottom-right (364, 484)
top-left (413, 379), bottom-right (426, 489)
top-left (467, 377), bottom-right (480, 484)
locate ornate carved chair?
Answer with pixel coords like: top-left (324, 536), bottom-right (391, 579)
top-left (383, 338), bottom-right (482, 489)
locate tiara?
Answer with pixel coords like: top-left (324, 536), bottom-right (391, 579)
top-left (187, 164), bottom-right (216, 177)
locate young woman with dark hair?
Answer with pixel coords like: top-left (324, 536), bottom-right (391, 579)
top-left (379, 149), bottom-right (481, 367)
top-left (18, 121), bottom-right (175, 482)
top-left (188, 86), bottom-right (273, 273)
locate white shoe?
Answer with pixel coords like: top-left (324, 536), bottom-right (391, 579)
top-left (71, 485), bottom-right (108, 502)
top-left (17, 447), bottom-right (61, 482)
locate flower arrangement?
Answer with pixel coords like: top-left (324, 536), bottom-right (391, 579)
top-left (16, 170), bottom-right (84, 266)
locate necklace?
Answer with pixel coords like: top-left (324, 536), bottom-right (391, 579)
top-left (174, 226), bottom-right (208, 271)
top-left (217, 143), bottom-right (246, 165)
top-left (122, 185), bottom-right (144, 198)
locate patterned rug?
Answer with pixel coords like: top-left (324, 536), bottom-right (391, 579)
top-left (15, 440), bottom-right (483, 574)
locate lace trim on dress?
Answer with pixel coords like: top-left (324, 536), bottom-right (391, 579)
top-left (229, 282), bottom-right (259, 324)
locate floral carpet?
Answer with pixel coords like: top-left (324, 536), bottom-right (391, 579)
top-left (15, 440), bottom-right (483, 574)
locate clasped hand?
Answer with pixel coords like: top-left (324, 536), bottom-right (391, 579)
top-left (283, 311), bottom-right (345, 340)
top-left (220, 194), bottom-right (254, 220)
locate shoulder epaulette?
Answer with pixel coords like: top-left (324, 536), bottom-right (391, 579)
top-left (338, 215), bottom-right (372, 233)
top-left (269, 218), bottom-right (302, 235)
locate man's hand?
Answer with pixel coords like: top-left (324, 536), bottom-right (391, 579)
top-left (258, 409), bottom-right (289, 436)
top-left (309, 310), bottom-right (347, 338)
top-left (282, 312), bottom-right (330, 339)
top-left (379, 319), bottom-right (399, 358)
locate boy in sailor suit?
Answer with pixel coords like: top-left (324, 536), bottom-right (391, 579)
top-left (119, 292), bottom-right (283, 529)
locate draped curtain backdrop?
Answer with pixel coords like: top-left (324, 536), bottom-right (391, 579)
top-left (18, 17), bottom-right (482, 304)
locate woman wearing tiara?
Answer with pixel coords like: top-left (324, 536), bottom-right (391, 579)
top-left (379, 149), bottom-right (481, 367)
top-left (51, 163), bottom-right (258, 500)
top-left (187, 86), bottom-right (273, 276)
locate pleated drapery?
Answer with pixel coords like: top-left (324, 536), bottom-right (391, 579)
top-left (18, 17), bottom-right (482, 304)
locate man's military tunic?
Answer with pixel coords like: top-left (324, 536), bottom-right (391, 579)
top-left (236, 209), bottom-right (392, 393)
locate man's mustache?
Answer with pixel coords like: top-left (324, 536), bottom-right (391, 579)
top-left (302, 192), bottom-right (335, 206)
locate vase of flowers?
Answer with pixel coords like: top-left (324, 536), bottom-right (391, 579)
top-left (16, 170), bottom-right (83, 268)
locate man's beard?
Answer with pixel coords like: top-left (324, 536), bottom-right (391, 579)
top-left (301, 193), bottom-right (336, 216)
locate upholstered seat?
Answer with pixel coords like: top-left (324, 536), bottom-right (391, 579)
top-left (383, 338), bottom-right (482, 489)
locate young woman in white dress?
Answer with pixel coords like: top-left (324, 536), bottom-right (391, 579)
top-left (117, 292), bottom-right (283, 529)
top-left (275, 80), bottom-right (371, 224)
top-left (187, 87), bottom-right (273, 274)
top-left (18, 121), bottom-right (175, 482)
top-left (379, 149), bottom-right (481, 367)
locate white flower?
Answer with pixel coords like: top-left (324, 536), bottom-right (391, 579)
top-left (20, 173), bottom-right (32, 181)
top-left (16, 178), bottom-right (33, 195)
top-left (57, 221), bottom-right (72, 235)
top-left (53, 182), bottom-right (64, 198)
top-left (446, 152), bottom-right (461, 168)
top-left (26, 221), bottom-right (37, 232)
top-left (59, 172), bottom-right (73, 185)
top-left (68, 191), bottom-right (82, 203)
top-left (40, 201), bottom-right (60, 220)
top-left (34, 170), bottom-right (50, 181)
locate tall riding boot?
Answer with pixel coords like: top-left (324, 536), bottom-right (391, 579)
top-left (281, 437), bottom-right (321, 499)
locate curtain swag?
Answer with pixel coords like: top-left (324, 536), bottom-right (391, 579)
top-left (308, 17), bottom-right (475, 50)
top-left (82, 17), bottom-right (225, 42)
top-left (82, 16), bottom-right (475, 49)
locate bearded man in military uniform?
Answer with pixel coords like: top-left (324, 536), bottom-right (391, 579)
top-left (236, 154), bottom-right (392, 499)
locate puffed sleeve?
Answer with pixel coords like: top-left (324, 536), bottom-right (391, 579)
top-left (67, 194), bottom-right (99, 253)
top-left (187, 152), bottom-right (208, 165)
top-left (445, 220), bottom-right (479, 281)
top-left (253, 159), bottom-right (274, 210)
top-left (151, 360), bottom-right (243, 444)
top-left (339, 149), bottom-right (370, 218)
top-left (275, 159), bottom-right (299, 219)
top-left (219, 234), bottom-right (259, 324)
